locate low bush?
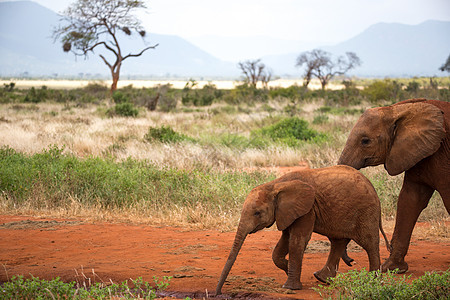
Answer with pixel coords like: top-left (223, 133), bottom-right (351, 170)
top-left (112, 90), bottom-right (130, 104)
top-left (315, 269), bottom-right (449, 299)
top-left (144, 125), bottom-right (194, 143)
top-left (23, 86), bottom-right (48, 103)
top-left (1, 275), bottom-right (170, 300)
top-left (268, 85), bottom-right (308, 100)
top-left (252, 117), bottom-right (326, 147)
top-left (108, 102), bottom-right (139, 117)
top-left (362, 79), bottom-right (403, 103)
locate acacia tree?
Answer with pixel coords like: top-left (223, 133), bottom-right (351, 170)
top-left (296, 49), bottom-right (361, 89)
top-left (53, 0), bottom-right (158, 92)
top-left (238, 59), bottom-right (272, 88)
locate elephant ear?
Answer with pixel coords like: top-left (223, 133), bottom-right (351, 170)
top-left (385, 102), bottom-right (445, 175)
top-left (273, 180), bottom-right (315, 231)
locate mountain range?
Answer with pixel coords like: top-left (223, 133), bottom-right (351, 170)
top-left (1, 1), bottom-right (449, 78)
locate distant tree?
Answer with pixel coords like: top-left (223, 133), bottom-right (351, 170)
top-left (439, 54), bottom-right (450, 73)
top-left (52, 0), bottom-right (158, 92)
top-left (238, 59), bottom-right (272, 88)
top-left (296, 49), bottom-right (361, 89)
top-left (260, 68), bottom-right (273, 89)
top-left (295, 49), bottom-right (327, 88)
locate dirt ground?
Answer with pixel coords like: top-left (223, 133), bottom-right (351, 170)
top-left (0, 215), bottom-right (449, 300)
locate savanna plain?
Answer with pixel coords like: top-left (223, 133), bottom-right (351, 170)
top-left (0, 78), bottom-right (449, 299)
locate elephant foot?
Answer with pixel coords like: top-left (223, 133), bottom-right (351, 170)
top-left (381, 257), bottom-right (408, 273)
top-left (314, 267), bottom-right (336, 283)
top-left (282, 280), bottom-right (302, 290)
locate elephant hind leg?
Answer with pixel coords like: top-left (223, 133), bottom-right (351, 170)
top-left (314, 238), bottom-right (350, 283)
top-left (354, 235), bottom-right (381, 272)
top-left (272, 230), bottom-right (289, 275)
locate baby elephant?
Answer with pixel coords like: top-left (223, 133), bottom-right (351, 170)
top-left (216, 165), bottom-right (389, 294)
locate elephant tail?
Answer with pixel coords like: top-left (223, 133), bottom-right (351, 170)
top-left (379, 218), bottom-right (391, 253)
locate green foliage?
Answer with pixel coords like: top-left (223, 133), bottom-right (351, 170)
top-left (268, 85), bottom-right (307, 100)
top-left (112, 90), bottom-right (130, 104)
top-left (405, 80), bottom-right (420, 94)
top-left (223, 83), bottom-right (268, 104)
top-left (23, 86), bottom-right (49, 103)
top-left (109, 101), bottom-right (139, 117)
top-left (315, 269), bottom-right (450, 300)
top-left (362, 79), bottom-right (403, 103)
top-left (1, 79), bottom-right (449, 107)
top-left (317, 106), bottom-right (364, 115)
top-left (181, 82), bottom-right (220, 106)
top-left (0, 146), bottom-right (273, 212)
top-left (324, 85), bottom-right (362, 106)
top-left (3, 82), bottom-right (15, 92)
top-left (144, 125), bottom-right (194, 143)
top-left (0, 275), bottom-right (171, 300)
top-left (252, 117), bottom-right (326, 147)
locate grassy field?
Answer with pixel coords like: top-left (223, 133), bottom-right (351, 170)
top-left (0, 79), bottom-right (448, 234)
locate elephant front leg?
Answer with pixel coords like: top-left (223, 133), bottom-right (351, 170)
top-left (283, 211), bottom-right (314, 290)
top-left (314, 238), bottom-right (350, 283)
top-left (382, 177), bottom-right (433, 273)
top-left (272, 230), bottom-right (289, 274)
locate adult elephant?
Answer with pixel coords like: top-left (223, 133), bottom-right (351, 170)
top-left (338, 98), bottom-right (449, 273)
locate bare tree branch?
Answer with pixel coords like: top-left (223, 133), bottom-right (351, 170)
top-left (296, 49), bottom-right (361, 89)
top-left (123, 43), bottom-right (159, 60)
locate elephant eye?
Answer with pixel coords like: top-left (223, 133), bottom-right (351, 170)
top-left (254, 211), bottom-right (261, 217)
top-left (361, 137), bottom-right (371, 146)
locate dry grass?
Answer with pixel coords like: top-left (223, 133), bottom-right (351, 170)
top-left (1, 100), bottom-right (448, 235)
top-left (0, 101), bottom-right (354, 169)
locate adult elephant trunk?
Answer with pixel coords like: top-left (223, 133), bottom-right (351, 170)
top-left (338, 147), bottom-right (363, 170)
top-left (216, 225), bottom-right (249, 295)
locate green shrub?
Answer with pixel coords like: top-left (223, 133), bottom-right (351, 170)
top-left (223, 83), bottom-right (268, 104)
top-left (3, 82), bottom-right (15, 92)
top-left (144, 125), bottom-right (194, 143)
top-left (324, 88), bottom-right (362, 106)
top-left (0, 275), bottom-right (170, 299)
top-left (110, 102), bottom-right (139, 117)
top-left (252, 117), bottom-right (325, 147)
top-left (112, 90), bottom-right (130, 104)
top-left (405, 80), bottom-right (420, 94)
top-left (83, 82), bottom-right (108, 99)
top-left (23, 86), bottom-right (48, 103)
top-left (362, 79), bottom-right (403, 103)
top-left (268, 85), bottom-right (307, 100)
top-left (315, 269), bottom-right (449, 300)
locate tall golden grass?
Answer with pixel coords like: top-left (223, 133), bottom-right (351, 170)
top-left (0, 99), bottom-right (447, 236)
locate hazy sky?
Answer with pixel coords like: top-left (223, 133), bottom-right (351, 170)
top-left (4, 0), bottom-right (450, 43)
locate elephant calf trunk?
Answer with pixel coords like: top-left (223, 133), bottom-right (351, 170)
top-left (216, 231), bottom-right (247, 295)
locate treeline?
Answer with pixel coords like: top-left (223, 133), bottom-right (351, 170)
top-left (1, 78), bottom-right (449, 115)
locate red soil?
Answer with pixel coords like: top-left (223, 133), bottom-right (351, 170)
top-left (0, 214), bottom-right (449, 299)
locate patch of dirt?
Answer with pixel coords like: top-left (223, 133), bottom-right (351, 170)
top-left (0, 219), bottom-right (81, 230)
top-left (0, 215), bottom-right (449, 299)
